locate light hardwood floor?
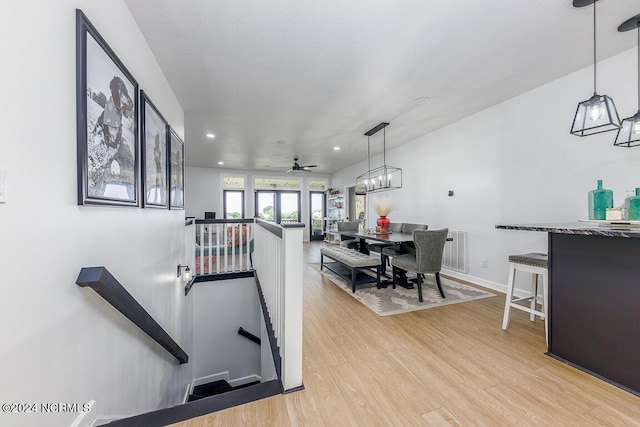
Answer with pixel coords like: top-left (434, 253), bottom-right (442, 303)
top-left (171, 241), bottom-right (639, 426)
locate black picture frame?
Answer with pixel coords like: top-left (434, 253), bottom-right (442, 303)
top-left (168, 126), bottom-right (185, 210)
top-left (141, 91), bottom-right (169, 208)
top-left (76, 9), bottom-right (139, 206)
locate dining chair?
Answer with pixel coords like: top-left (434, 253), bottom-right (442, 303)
top-left (391, 228), bottom-right (449, 302)
top-left (380, 223), bottom-right (428, 260)
top-left (368, 222), bottom-right (405, 273)
top-left (398, 223), bottom-right (428, 254)
top-left (367, 222), bottom-right (402, 252)
top-left (389, 222), bottom-right (403, 233)
top-left (336, 221), bottom-right (361, 249)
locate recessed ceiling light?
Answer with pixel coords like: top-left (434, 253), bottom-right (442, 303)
top-left (206, 133), bottom-right (215, 138)
top-left (217, 161), bottom-right (224, 165)
top-left (333, 146), bottom-right (341, 151)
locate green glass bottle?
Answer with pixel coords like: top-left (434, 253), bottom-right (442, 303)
top-left (588, 179), bottom-right (613, 220)
top-left (626, 188), bottom-right (640, 221)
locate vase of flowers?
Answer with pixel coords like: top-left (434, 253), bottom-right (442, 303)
top-left (372, 196), bottom-right (393, 233)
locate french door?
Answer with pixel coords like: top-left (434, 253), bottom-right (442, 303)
top-left (255, 190), bottom-right (301, 223)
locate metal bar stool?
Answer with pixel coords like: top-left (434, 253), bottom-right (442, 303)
top-left (501, 252), bottom-right (548, 347)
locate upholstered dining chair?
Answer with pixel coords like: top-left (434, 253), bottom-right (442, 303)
top-left (380, 222), bottom-right (428, 261)
top-left (336, 221), bottom-right (361, 249)
top-left (391, 228), bottom-right (449, 302)
top-left (368, 222), bottom-right (403, 252)
top-left (398, 223), bottom-right (428, 255)
top-left (368, 222), bottom-right (406, 273)
top-left (389, 222), bottom-right (403, 233)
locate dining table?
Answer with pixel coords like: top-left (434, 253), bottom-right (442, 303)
top-left (339, 230), bottom-right (416, 288)
top-left (339, 230), bottom-right (415, 251)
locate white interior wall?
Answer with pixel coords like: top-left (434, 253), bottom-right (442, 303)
top-left (192, 278), bottom-right (261, 382)
top-left (332, 46), bottom-right (640, 293)
top-left (185, 166), bottom-right (223, 219)
top-left (185, 166), bottom-right (330, 241)
top-left (0, 2), bottom-right (190, 426)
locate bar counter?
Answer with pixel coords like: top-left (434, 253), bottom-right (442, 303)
top-left (496, 222), bottom-right (640, 397)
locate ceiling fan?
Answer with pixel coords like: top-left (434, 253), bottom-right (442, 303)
top-left (286, 157), bottom-right (317, 173)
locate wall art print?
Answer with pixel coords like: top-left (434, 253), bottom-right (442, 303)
top-left (168, 127), bottom-right (185, 209)
top-left (141, 91), bottom-right (168, 208)
top-left (76, 9), bottom-right (139, 206)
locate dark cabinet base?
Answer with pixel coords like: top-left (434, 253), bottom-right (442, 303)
top-left (549, 233), bottom-right (640, 396)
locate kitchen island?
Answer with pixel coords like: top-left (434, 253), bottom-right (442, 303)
top-left (496, 222), bottom-right (640, 397)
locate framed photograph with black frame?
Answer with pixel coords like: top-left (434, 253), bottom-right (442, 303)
top-left (168, 126), bottom-right (185, 210)
top-left (76, 9), bottom-right (139, 206)
top-left (141, 91), bottom-right (168, 208)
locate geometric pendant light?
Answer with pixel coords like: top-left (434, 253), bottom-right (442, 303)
top-left (570, 0), bottom-right (622, 136)
top-left (614, 13), bottom-right (640, 147)
top-left (355, 122), bottom-right (402, 194)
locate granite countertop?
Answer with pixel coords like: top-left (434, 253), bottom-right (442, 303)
top-left (495, 222), bottom-right (640, 238)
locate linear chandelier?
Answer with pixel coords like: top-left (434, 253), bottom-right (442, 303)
top-left (356, 122), bottom-right (402, 194)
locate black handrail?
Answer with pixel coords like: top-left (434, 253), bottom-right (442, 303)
top-left (76, 267), bottom-right (189, 364)
top-left (253, 271), bottom-right (283, 388)
top-left (105, 270), bottom-right (297, 426)
top-left (237, 327), bottom-right (261, 345)
top-left (195, 218), bottom-right (255, 225)
top-left (255, 218), bottom-right (305, 238)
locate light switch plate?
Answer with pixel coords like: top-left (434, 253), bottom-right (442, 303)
top-left (0, 168), bottom-right (6, 203)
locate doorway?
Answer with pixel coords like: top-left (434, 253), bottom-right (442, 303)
top-left (309, 191), bottom-right (325, 241)
top-left (348, 186), bottom-right (367, 227)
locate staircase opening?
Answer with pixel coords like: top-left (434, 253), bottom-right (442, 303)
top-left (188, 379), bottom-right (261, 402)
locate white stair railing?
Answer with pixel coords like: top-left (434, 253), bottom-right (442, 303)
top-left (253, 220), bottom-right (304, 392)
top-left (194, 219), bottom-right (254, 275)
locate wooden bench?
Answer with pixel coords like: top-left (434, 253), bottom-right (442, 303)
top-left (320, 245), bottom-right (382, 292)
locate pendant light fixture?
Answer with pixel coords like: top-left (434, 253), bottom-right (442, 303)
top-left (614, 13), bottom-right (640, 147)
top-left (570, 0), bottom-right (621, 136)
top-left (355, 122), bottom-right (402, 194)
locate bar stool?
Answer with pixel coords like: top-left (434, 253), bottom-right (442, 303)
top-left (501, 252), bottom-right (548, 347)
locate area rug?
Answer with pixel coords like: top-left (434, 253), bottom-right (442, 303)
top-left (310, 263), bottom-right (495, 316)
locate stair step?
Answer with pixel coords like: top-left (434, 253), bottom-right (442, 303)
top-left (187, 394), bottom-right (206, 402)
top-left (192, 380), bottom-right (233, 397)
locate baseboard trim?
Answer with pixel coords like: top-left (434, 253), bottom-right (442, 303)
top-left (191, 371), bottom-right (230, 392)
top-left (90, 415), bottom-right (129, 426)
top-left (283, 384), bottom-right (305, 394)
top-left (228, 374), bottom-right (261, 388)
top-left (182, 383), bottom-right (191, 404)
top-left (69, 400), bottom-right (95, 427)
top-left (441, 269), bottom-right (533, 299)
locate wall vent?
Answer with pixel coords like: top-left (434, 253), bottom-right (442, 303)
top-left (442, 230), bottom-right (467, 273)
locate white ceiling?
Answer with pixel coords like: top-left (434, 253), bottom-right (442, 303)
top-left (125, 0), bottom-right (640, 174)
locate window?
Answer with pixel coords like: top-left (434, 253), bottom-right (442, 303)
top-left (254, 177), bottom-right (301, 190)
top-left (222, 176), bottom-right (246, 219)
top-left (223, 176), bottom-right (245, 189)
top-left (308, 180), bottom-right (328, 191)
top-left (223, 190), bottom-right (244, 219)
top-left (255, 191), bottom-right (300, 223)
